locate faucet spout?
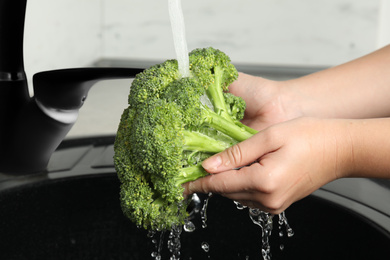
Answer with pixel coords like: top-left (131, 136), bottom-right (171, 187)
top-left (0, 0), bottom-right (144, 174)
top-left (1, 67), bottom-right (143, 174)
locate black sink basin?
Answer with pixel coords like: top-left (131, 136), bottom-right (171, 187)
top-left (1, 136), bottom-right (389, 260)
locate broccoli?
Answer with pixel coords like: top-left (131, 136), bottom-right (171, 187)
top-left (114, 47), bottom-right (257, 231)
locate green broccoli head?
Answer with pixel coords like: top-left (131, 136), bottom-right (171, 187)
top-left (114, 106), bottom-right (195, 230)
top-left (189, 47), bottom-right (239, 122)
top-left (128, 59), bottom-right (180, 108)
top-left (189, 47), bottom-right (238, 91)
top-left (114, 47), bottom-right (257, 231)
top-left (223, 92), bottom-right (246, 121)
top-left (162, 77), bottom-right (204, 127)
top-left (130, 99), bottom-right (185, 178)
top-left (116, 155), bottom-right (189, 230)
top-left (129, 98), bottom-right (228, 200)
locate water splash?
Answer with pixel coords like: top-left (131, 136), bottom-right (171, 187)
top-left (278, 211), bottom-right (294, 238)
top-left (148, 196), bottom-right (293, 260)
top-left (168, 225), bottom-right (182, 259)
top-left (150, 230), bottom-right (166, 260)
top-left (183, 220), bottom-right (196, 233)
top-left (249, 208), bottom-right (274, 260)
top-left (234, 201), bottom-right (248, 210)
top-left (247, 208), bottom-right (294, 259)
top-left (200, 193), bottom-right (213, 228)
top-left (201, 242), bottom-right (210, 253)
top-left (168, 0), bottom-right (190, 78)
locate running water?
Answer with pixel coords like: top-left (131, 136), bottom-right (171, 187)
top-left (168, 0), bottom-right (190, 78)
top-left (234, 201), bottom-right (294, 260)
top-left (149, 225), bottom-right (182, 260)
top-left (149, 197), bottom-right (293, 260)
top-left (168, 225), bottom-right (182, 259)
top-left (200, 193), bottom-right (213, 228)
top-left (150, 230), bottom-right (166, 260)
top-left (249, 208), bottom-right (274, 260)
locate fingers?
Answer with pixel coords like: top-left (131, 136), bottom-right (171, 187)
top-left (228, 73), bottom-right (258, 101)
top-left (202, 130), bottom-right (280, 173)
top-left (183, 163), bottom-right (286, 214)
top-left (228, 72), bottom-right (248, 96)
top-left (186, 163), bottom-right (261, 195)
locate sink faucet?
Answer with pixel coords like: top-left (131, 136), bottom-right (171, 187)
top-left (0, 0), bottom-right (142, 174)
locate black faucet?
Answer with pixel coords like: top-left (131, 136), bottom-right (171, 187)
top-left (0, 0), bottom-right (143, 174)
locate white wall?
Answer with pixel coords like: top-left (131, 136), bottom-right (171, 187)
top-left (19, 0), bottom-right (386, 137)
top-left (23, 0), bottom-right (383, 80)
top-left (103, 0), bottom-right (381, 66)
top-left (24, 0), bottom-right (102, 83)
top-left (377, 0), bottom-right (390, 48)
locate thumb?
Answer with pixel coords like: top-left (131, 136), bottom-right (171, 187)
top-left (202, 134), bottom-right (264, 173)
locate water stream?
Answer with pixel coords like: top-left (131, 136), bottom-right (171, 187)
top-left (149, 197), bottom-right (294, 260)
top-left (168, 0), bottom-right (190, 78)
top-left (234, 202), bottom-right (294, 260)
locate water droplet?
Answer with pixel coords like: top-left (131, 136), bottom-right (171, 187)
top-left (279, 211), bottom-right (294, 237)
top-left (183, 220), bottom-right (196, 232)
top-left (279, 231), bottom-right (284, 237)
top-left (167, 225), bottom-right (182, 259)
top-left (147, 230), bottom-right (156, 238)
top-left (201, 193), bottom-right (213, 228)
top-left (287, 228), bottom-right (295, 237)
top-left (234, 201), bottom-right (247, 210)
top-left (151, 252), bottom-right (161, 259)
top-left (201, 242), bottom-right (210, 252)
top-left (280, 244), bottom-right (285, 251)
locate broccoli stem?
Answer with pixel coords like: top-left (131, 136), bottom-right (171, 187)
top-left (176, 164), bottom-right (209, 186)
top-left (235, 121), bottom-right (259, 135)
top-left (201, 105), bottom-right (255, 142)
top-left (206, 66), bottom-right (234, 122)
top-left (183, 131), bottom-right (231, 153)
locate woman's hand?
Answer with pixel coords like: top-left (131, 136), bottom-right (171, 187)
top-left (184, 117), bottom-right (354, 214)
top-left (184, 45), bottom-right (390, 213)
top-left (228, 73), bottom-right (302, 131)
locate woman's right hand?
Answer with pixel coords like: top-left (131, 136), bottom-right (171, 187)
top-left (228, 73), bottom-right (302, 131)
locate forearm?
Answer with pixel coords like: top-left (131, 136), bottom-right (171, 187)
top-left (344, 117), bottom-right (390, 179)
top-left (285, 45), bottom-right (390, 119)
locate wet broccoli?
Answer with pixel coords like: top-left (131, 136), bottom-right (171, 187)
top-left (114, 47), bottom-right (257, 231)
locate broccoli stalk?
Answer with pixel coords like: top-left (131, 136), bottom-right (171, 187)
top-left (114, 47), bottom-right (258, 231)
top-left (171, 164), bottom-right (209, 188)
top-left (206, 66), bottom-right (231, 120)
top-left (183, 131), bottom-right (231, 153)
top-left (200, 104), bottom-right (253, 142)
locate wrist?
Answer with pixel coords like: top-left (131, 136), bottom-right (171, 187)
top-left (344, 118), bottom-right (390, 179)
top-left (276, 80), bottom-right (305, 120)
top-left (281, 75), bottom-right (345, 119)
top-left (312, 119), bottom-right (357, 181)
top-left (332, 119), bottom-right (358, 179)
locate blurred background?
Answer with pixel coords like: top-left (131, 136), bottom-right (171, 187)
top-left (22, 0), bottom-right (390, 137)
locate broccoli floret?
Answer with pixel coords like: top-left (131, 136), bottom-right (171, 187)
top-left (128, 59), bottom-right (180, 108)
top-left (223, 92), bottom-right (246, 121)
top-left (114, 47), bottom-right (257, 231)
top-left (189, 47), bottom-right (238, 122)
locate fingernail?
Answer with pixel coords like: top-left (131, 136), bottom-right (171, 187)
top-left (202, 155), bottom-right (222, 171)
